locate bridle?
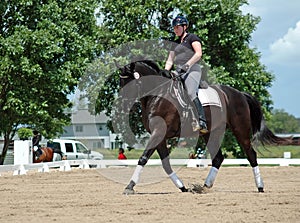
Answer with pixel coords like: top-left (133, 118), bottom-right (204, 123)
top-left (120, 61), bottom-right (159, 80)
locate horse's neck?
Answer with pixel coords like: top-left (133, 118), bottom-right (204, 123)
top-left (140, 96), bottom-right (156, 110)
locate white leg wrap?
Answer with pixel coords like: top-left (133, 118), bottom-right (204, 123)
top-left (204, 167), bottom-right (219, 188)
top-left (252, 166), bottom-right (264, 189)
top-left (131, 165), bottom-right (144, 184)
top-left (169, 172), bottom-right (184, 188)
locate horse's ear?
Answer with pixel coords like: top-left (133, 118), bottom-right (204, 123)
top-left (130, 62), bottom-right (135, 71)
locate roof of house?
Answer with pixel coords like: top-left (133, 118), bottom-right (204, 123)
top-left (70, 109), bottom-right (109, 124)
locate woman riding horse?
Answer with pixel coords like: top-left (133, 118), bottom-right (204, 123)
top-left (161, 15), bottom-right (208, 133)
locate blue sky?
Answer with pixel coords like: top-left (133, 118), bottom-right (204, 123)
top-left (241, 0), bottom-right (300, 118)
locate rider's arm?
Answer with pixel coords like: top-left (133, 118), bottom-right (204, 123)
top-left (186, 41), bottom-right (202, 67)
top-left (164, 51), bottom-right (175, 70)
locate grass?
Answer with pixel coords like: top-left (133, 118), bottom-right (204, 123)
top-left (256, 145), bottom-right (300, 158)
top-left (95, 145), bottom-right (300, 159)
top-left (96, 147), bottom-right (195, 159)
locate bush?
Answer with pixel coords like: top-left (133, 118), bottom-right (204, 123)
top-left (17, 128), bottom-right (33, 140)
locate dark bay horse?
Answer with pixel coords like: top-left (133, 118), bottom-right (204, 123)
top-left (118, 60), bottom-right (291, 194)
top-left (33, 147), bottom-right (66, 163)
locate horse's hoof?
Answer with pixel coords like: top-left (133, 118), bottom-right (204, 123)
top-left (188, 184), bottom-right (207, 194)
top-left (203, 183), bottom-right (213, 189)
top-left (258, 187), bottom-right (264, 193)
top-left (180, 186), bottom-right (189, 192)
top-left (123, 188), bottom-right (135, 195)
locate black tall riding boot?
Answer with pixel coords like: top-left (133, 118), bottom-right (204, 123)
top-left (35, 148), bottom-right (43, 159)
top-left (192, 97), bottom-right (208, 134)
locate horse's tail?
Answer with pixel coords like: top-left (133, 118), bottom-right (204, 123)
top-left (52, 148), bottom-right (66, 159)
top-left (243, 92), bottom-right (292, 146)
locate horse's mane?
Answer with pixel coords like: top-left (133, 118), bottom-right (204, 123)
top-left (136, 60), bottom-right (161, 74)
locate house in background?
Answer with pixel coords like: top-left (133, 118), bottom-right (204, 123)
top-left (60, 109), bottom-right (118, 150)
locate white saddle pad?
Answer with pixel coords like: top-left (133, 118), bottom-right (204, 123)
top-left (198, 87), bottom-right (222, 107)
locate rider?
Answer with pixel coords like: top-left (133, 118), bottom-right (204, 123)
top-left (162, 15), bottom-right (208, 133)
top-left (32, 130), bottom-right (42, 159)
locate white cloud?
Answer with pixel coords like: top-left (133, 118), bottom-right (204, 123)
top-left (268, 21), bottom-right (300, 66)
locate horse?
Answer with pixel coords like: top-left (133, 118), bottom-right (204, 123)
top-left (33, 147), bottom-right (66, 163)
top-left (117, 59), bottom-right (291, 194)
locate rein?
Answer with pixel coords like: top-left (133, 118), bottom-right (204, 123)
top-left (120, 61), bottom-right (188, 104)
top-left (120, 61), bottom-right (160, 79)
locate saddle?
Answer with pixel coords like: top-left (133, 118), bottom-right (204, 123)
top-left (168, 75), bottom-right (221, 109)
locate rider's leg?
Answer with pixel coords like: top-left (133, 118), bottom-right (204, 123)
top-left (33, 146), bottom-right (42, 158)
top-left (37, 148), bottom-right (42, 156)
top-left (184, 70), bottom-right (208, 133)
top-left (193, 97), bottom-right (208, 133)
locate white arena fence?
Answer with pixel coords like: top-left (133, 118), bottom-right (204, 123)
top-left (0, 158), bottom-right (300, 176)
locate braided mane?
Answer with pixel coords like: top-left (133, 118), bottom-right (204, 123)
top-left (137, 60), bottom-right (161, 74)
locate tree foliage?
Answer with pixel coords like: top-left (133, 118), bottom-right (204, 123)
top-left (0, 0), bottom-right (100, 164)
top-left (267, 109), bottom-right (300, 133)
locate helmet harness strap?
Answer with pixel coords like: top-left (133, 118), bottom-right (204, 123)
top-left (180, 25), bottom-right (186, 40)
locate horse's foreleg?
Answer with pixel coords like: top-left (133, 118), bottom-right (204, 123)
top-left (157, 145), bottom-right (188, 192)
top-left (124, 116), bottom-right (170, 194)
top-left (123, 148), bottom-right (156, 195)
top-left (168, 168), bottom-right (188, 192)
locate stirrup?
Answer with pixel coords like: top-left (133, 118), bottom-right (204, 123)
top-left (192, 119), bottom-right (201, 132)
top-left (192, 119), bottom-right (208, 133)
top-left (199, 120), bottom-right (208, 134)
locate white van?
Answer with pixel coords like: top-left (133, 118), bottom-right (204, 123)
top-left (48, 139), bottom-right (104, 161)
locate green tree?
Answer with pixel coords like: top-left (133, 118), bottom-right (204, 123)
top-left (267, 109), bottom-right (300, 133)
top-left (85, 0), bottom-right (275, 156)
top-left (0, 0), bottom-right (100, 164)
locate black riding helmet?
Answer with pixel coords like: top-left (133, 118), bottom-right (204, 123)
top-left (172, 15), bottom-right (189, 27)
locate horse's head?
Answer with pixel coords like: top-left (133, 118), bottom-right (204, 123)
top-left (118, 60), bottom-right (161, 88)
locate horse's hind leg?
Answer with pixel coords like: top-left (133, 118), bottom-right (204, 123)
top-left (204, 149), bottom-right (224, 188)
top-left (156, 143), bottom-right (188, 192)
top-left (231, 124), bottom-right (264, 192)
top-left (245, 146), bottom-right (264, 192)
top-left (203, 129), bottom-right (225, 189)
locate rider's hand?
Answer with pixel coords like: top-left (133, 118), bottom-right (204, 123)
top-left (159, 69), bottom-right (171, 78)
top-left (176, 64), bottom-right (190, 75)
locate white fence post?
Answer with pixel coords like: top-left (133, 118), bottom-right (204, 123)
top-left (13, 164), bottom-right (27, 176)
top-left (79, 160), bottom-right (90, 169)
top-left (59, 160), bottom-right (71, 172)
top-left (14, 140), bottom-right (32, 165)
top-left (38, 163), bottom-right (50, 173)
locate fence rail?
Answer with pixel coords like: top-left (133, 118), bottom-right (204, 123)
top-left (1, 158), bottom-right (300, 176)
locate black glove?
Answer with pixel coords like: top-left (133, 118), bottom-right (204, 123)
top-left (159, 69), bottom-right (171, 78)
top-left (176, 64), bottom-right (190, 75)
